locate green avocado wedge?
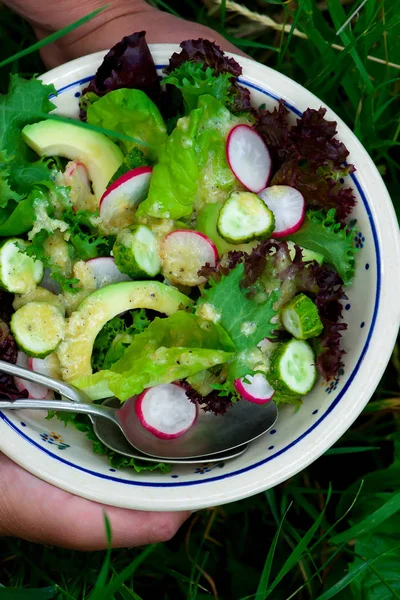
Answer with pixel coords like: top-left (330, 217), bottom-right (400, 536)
top-left (57, 281), bottom-right (192, 382)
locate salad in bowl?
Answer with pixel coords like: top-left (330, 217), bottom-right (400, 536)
top-left (0, 32), bottom-right (360, 472)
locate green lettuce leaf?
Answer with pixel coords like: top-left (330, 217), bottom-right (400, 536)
top-left (163, 62), bottom-right (232, 113)
top-left (73, 311), bottom-right (235, 400)
top-left (86, 88), bottom-right (167, 160)
top-left (137, 94), bottom-right (248, 220)
top-left (0, 182), bottom-right (56, 237)
top-left (197, 262), bottom-right (280, 351)
top-left (0, 195), bottom-right (36, 236)
top-left (0, 75), bottom-right (60, 234)
top-left (0, 165), bottom-right (23, 209)
top-left (285, 208), bottom-right (359, 286)
top-left (0, 75), bottom-right (56, 195)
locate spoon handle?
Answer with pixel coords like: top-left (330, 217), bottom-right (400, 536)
top-left (0, 398), bottom-right (119, 425)
top-left (0, 359), bottom-right (87, 403)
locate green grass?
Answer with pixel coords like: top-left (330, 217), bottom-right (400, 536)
top-left (1, 0), bottom-right (400, 597)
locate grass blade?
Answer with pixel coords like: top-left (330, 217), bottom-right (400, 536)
top-left (327, 0), bottom-right (374, 93)
top-left (332, 489), bottom-right (400, 545)
top-left (255, 502), bottom-right (293, 599)
top-left (265, 485), bottom-right (333, 595)
top-left (277, 0), bottom-right (305, 68)
top-left (368, 564), bottom-right (400, 599)
top-left (316, 544), bottom-right (400, 600)
top-left (87, 513), bottom-right (113, 599)
top-left (286, 542), bottom-right (348, 600)
top-left (0, 588), bottom-right (57, 599)
top-left (0, 6), bottom-right (109, 69)
top-left (98, 545), bottom-right (156, 598)
top-left (324, 446), bottom-right (380, 455)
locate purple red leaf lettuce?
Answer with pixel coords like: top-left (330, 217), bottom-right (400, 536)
top-left (180, 380), bottom-right (233, 416)
top-left (164, 38), bottom-right (251, 114)
top-left (256, 99), bottom-right (291, 167)
top-left (0, 292), bottom-right (27, 400)
top-left (82, 31), bottom-right (160, 102)
top-left (256, 105), bottom-right (356, 223)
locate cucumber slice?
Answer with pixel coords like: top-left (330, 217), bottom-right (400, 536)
top-left (269, 339), bottom-right (317, 396)
top-left (113, 225), bottom-right (161, 279)
top-left (11, 301), bottom-right (66, 358)
top-left (281, 294), bottom-right (323, 340)
top-left (13, 287), bottom-right (66, 316)
top-left (0, 239), bottom-right (43, 294)
top-left (217, 191), bottom-right (275, 244)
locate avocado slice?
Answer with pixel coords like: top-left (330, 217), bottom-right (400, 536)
top-left (22, 120), bottom-right (124, 199)
top-left (57, 281), bottom-right (192, 382)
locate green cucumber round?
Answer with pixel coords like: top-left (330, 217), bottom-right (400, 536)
top-left (281, 294), bottom-right (323, 340)
top-left (113, 225), bottom-right (161, 279)
top-left (11, 301), bottom-right (66, 358)
top-left (0, 238), bottom-right (43, 294)
top-left (268, 339), bottom-right (317, 396)
top-left (217, 191), bottom-right (275, 244)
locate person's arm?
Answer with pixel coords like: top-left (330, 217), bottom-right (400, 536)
top-left (3, 0), bottom-right (244, 69)
top-left (0, 0), bottom-right (237, 550)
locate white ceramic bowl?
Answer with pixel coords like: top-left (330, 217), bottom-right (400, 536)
top-left (1, 46), bottom-right (399, 511)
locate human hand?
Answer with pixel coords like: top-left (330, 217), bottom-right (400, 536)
top-left (3, 0), bottom-right (246, 69)
top-left (0, 452), bottom-right (190, 550)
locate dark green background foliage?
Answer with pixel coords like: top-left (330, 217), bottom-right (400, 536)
top-left (1, 0), bottom-right (399, 597)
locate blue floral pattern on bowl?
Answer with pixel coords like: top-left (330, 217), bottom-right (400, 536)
top-left (325, 378), bottom-right (339, 394)
top-left (40, 431), bottom-right (70, 450)
top-left (354, 232), bottom-right (365, 249)
top-left (194, 462), bottom-right (225, 474)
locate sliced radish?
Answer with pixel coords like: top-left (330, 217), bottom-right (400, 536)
top-left (161, 230), bottom-right (218, 287)
top-left (100, 167), bottom-right (152, 229)
top-left (226, 125), bottom-right (272, 193)
top-left (234, 373), bottom-right (275, 404)
top-left (63, 161), bottom-right (94, 212)
top-left (14, 352), bottom-right (51, 399)
top-left (29, 354), bottom-right (61, 380)
top-left (135, 383), bottom-right (198, 439)
top-left (258, 185), bottom-right (305, 237)
top-left (85, 257), bottom-right (131, 289)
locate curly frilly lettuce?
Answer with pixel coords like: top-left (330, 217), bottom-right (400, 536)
top-left (285, 209), bottom-right (359, 286)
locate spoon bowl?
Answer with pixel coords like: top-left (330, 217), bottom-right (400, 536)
top-left (0, 360), bottom-right (278, 461)
top-left (93, 397), bottom-right (250, 463)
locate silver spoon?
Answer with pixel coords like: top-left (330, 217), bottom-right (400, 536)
top-left (0, 360), bottom-right (248, 463)
top-left (93, 397), bottom-right (249, 464)
top-left (0, 360), bottom-right (278, 461)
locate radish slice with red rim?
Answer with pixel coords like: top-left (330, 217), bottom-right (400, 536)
top-left (29, 354), bottom-right (60, 380)
top-left (234, 373), bottom-right (275, 404)
top-left (85, 257), bottom-right (131, 289)
top-left (258, 185), bottom-right (305, 238)
top-left (14, 352), bottom-right (51, 399)
top-left (100, 167), bottom-right (152, 228)
top-left (135, 383), bottom-right (197, 439)
top-left (161, 229), bottom-right (218, 287)
top-left (226, 125), bottom-right (272, 193)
